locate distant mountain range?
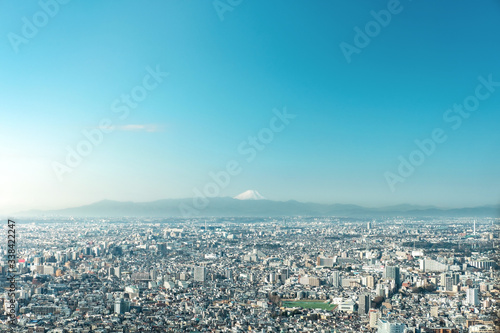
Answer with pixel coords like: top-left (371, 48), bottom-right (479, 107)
top-left (19, 194), bottom-right (499, 218)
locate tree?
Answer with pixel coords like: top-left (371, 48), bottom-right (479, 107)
top-left (372, 296), bottom-right (385, 308)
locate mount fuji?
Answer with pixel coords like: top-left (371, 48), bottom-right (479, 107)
top-left (233, 190), bottom-right (266, 200)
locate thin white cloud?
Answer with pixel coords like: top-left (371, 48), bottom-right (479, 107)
top-left (116, 124), bottom-right (164, 132)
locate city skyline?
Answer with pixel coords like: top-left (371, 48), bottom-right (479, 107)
top-left (1, 1), bottom-right (500, 214)
top-left (2, 216), bottom-right (498, 331)
top-left (1, 2), bottom-right (499, 331)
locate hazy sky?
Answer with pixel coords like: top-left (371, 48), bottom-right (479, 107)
top-left (1, 0), bottom-right (499, 214)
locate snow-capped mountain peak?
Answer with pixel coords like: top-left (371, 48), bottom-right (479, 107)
top-left (233, 190), bottom-right (266, 200)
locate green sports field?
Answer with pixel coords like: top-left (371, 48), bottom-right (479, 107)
top-left (281, 300), bottom-right (337, 310)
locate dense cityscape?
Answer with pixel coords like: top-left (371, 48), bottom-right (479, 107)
top-left (3, 1), bottom-right (500, 332)
top-left (1, 216), bottom-right (498, 332)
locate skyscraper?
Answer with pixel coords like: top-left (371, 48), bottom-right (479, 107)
top-left (225, 268), bottom-right (233, 280)
top-left (194, 266), bottom-right (207, 282)
top-left (332, 270), bottom-right (341, 288)
top-left (467, 288), bottom-right (479, 306)
top-left (115, 266), bottom-right (121, 279)
top-left (369, 309), bottom-right (380, 328)
top-left (445, 277), bottom-right (453, 291)
top-left (365, 275), bottom-right (375, 289)
top-left (358, 293), bottom-right (370, 315)
top-left (279, 268), bottom-right (289, 283)
top-left (384, 266), bottom-right (401, 286)
top-left (150, 268), bottom-right (158, 281)
top-left (114, 298), bottom-right (130, 314)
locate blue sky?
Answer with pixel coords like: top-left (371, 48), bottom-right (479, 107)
top-left (1, 0), bottom-right (499, 213)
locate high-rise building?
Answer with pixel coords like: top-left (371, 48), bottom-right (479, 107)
top-left (376, 283), bottom-right (386, 297)
top-left (467, 288), bottom-right (479, 306)
top-left (225, 268), bottom-right (233, 280)
top-left (358, 293), bottom-right (370, 315)
top-left (279, 268), bottom-right (289, 283)
top-left (440, 273), bottom-right (448, 287)
top-left (268, 273), bottom-right (277, 284)
top-left (150, 269), bottom-right (158, 281)
top-left (365, 275), bottom-right (375, 289)
top-left (194, 266), bottom-right (206, 282)
top-left (384, 266), bottom-right (401, 286)
top-left (114, 298), bottom-right (130, 314)
top-left (332, 270), bottom-right (341, 288)
top-left (445, 277), bottom-right (453, 291)
top-left (115, 266), bottom-right (121, 279)
top-left (369, 309), bottom-right (380, 328)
